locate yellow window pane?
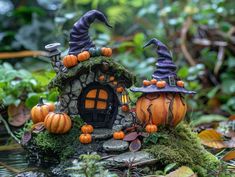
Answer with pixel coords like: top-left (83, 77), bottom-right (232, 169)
top-left (86, 89), bottom-right (97, 98)
top-left (85, 100), bottom-right (95, 109)
top-left (99, 89), bottom-right (108, 100)
top-left (96, 101), bottom-right (107, 109)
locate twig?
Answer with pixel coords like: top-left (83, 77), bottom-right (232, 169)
top-left (0, 161), bottom-right (21, 174)
top-left (132, 159), bottom-right (158, 167)
top-left (180, 16), bottom-right (196, 66)
top-left (214, 46), bottom-right (225, 76)
top-left (0, 50), bottom-right (48, 59)
top-left (0, 114), bottom-right (20, 144)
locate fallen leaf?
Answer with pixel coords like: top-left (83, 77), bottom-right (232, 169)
top-left (166, 166), bottom-right (197, 177)
top-left (129, 138), bottom-right (141, 152)
top-left (229, 115), bottom-right (235, 120)
top-left (31, 122), bottom-right (45, 133)
top-left (8, 103), bottom-right (30, 127)
top-left (222, 150), bottom-right (235, 161)
top-left (123, 132), bottom-right (139, 141)
top-left (198, 129), bottom-right (226, 149)
top-left (21, 131), bottom-right (32, 145)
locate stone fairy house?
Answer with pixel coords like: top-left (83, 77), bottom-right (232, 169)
top-left (45, 10), bottom-right (134, 131)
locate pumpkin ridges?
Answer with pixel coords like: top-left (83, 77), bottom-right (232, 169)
top-left (55, 114), bottom-right (63, 134)
top-left (62, 114), bottom-right (69, 133)
top-left (51, 114), bottom-right (60, 133)
top-left (45, 113), bottom-right (53, 132)
top-left (172, 95), bottom-right (187, 126)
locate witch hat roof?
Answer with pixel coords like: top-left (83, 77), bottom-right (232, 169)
top-left (131, 38), bottom-right (196, 94)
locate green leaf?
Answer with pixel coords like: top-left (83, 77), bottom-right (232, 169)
top-left (25, 94), bottom-right (41, 108)
top-left (191, 114), bottom-right (227, 127)
top-left (164, 163), bottom-right (177, 174)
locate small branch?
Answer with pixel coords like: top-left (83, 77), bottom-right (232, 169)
top-left (0, 161), bottom-right (21, 174)
top-left (132, 159), bottom-right (158, 167)
top-left (0, 50), bottom-right (48, 59)
top-left (180, 16), bottom-right (196, 66)
top-left (0, 115), bottom-right (20, 144)
top-left (214, 46), bottom-right (225, 76)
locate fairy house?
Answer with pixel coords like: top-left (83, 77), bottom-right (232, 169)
top-left (45, 10), bottom-right (134, 131)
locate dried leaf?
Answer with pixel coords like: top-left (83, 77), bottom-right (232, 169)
top-left (229, 115), bottom-right (235, 120)
top-left (198, 129), bottom-right (226, 149)
top-left (222, 150), bottom-right (235, 161)
top-left (31, 122), bottom-right (45, 133)
top-left (21, 131), bottom-right (32, 145)
top-left (123, 132), bottom-right (139, 141)
top-left (129, 138), bottom-right (141, 152)
top-left (8, 103), bottom-right (30, 127)
top-left (166, 166), bottom-right (196, 177)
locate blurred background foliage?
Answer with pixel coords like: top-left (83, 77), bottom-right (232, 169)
top-left (0, 0), bottom-right (235, 125)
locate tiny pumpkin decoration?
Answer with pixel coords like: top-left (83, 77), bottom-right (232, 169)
top-left (79, 133), bottom-right (92, 144)
top-left (44, 111), bottom-right (72, 134)
top-left (63, 55), bottom-right (78, 68)
top-left (81, 124), bottom-right (94, 134)
top-left (145, 124), bottom-right (158, 133)
top-left (109, 76), bottom-right (115, 81)
top-left (77, 51), bottom-right (90, 62)
top-left (101, 47), bottom-right (112, 57)
top-left (113, 131), bottom-right (125, 140)
top-left (98, 75), bottom-right (105, 81)
top-left (121, 104), bottom-right (129, 112)
top-left (112, 81), bottom-right (118, 86)
top-left (151, 79), bottom-right (157, 85)
top-left (116, 86), bottom-right (124, 93)
top-left (156, 80), bottom-right (166, 88)
top-left (143, 80), bottom-right (151, 86)
top-left (177, 80), bottom-right (184, 87)
top-left (31, 97), bottom-right (50, 124)
top-left (46, 102), bottom-right (55, 112)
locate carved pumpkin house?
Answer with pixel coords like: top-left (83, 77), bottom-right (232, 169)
top-left (45, 10), bottom-right (134, 131)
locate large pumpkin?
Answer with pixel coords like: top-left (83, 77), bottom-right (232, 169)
top-left (136, 93), bottom-right (187, 127)
top-left (31, 98), bottom-right (50, 124)
top-left (44, 112), bottom-right (72, 134)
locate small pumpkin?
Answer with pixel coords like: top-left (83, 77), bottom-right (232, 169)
top-left (79, 133), bottom-right (92, 144)
top-left (145, 124), bottom-right (158, 133)
top-left (77, 51), bottom-right (90, 62)
top-left (63, 55), bottom-right (78, 68)
top-left (177, 80), bottom-right (184, 87)
top-left (121, 104), bottom-right (129, 112)
top-left (112, 81), bottom-right (118, 86)
top-left (136, 93), bottom-right (187, 127)
top-left (101, 47), bottom-right (112, 57)
top-left (81, 124), bottom-right (94, 134)
top-left (46, 102), bottom-right (55, 112)
top-left (116, 86), bottom-right (124, 93)
top-left (109, 76), bottom-right (115, 82)
top-left (113, 131), bottom-right (125, 140)
top-left (98, 75), bottom-right (105, 81)
top-left (156, 80), bottom-right (166, 88)
top-left (151, 79), bottom-right (157, 85)
top-left (44, 111), bottom-right (72, 134)
top-left (31, 97), bottom-right (50, 124)
top-left (143, 80), bottom-right (151, 86)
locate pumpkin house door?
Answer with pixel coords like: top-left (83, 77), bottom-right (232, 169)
top-left (78, 83), bottom-right (118, 128)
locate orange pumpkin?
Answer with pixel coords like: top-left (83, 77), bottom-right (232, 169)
top-left (98, 75), bottom-right (105, 81)
top-left (116, 86), bottom-right (124, 93)
top-left (109, 76), bottom-right (115, 81)
top-left (156, 80), bottom-right (166, 88)
top-left (151, 79), bottom-right (157, 85)
top-left (136, 93), bottom-right (187, 127)
top-left (44, 112), bottom-right (72, 134)
top-left (112, 81), bottom-right (118, 86)
top-left (63, 55), bottom-right (78, 68)
top-left (81, 124), bottom-right (94, 134)
top-left (46, 102), bottom-right (55, 112)
top-left (79, 134), bottom-right (92, 144)
top-left (31, 98), bottom-right (50, 124)
top-left (113, 131), bottom-right (125, 140)
top-left (145, 124), bottom-right (157, 133)
top-left (177, 80), bottom-right (184, 87)
top-left (101, 47), bottom-right (112, 57)
top-left (121, 105), bottom-right (129, 112)
top-left (77, 51), bottom-right (90, 62)
top-left (143, 80), bottom-right (151, 86)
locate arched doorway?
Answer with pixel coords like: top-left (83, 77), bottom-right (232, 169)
top-left (78, 83), bottom-right (119, 128)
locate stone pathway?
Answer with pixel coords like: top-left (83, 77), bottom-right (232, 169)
top-left (92, 128), bottom-right (113, 140)
top-left (103, 139), bottom-right (129, 152)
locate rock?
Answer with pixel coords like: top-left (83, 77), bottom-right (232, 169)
top-left (80, 74), bottom-right (87, 83)
top-left (114, 120), bottom-right (120, 125)
top-left (92, 128), bottom-right (113, 140)
top-left (103, 139), bottom-right (128, 152)
top-left (68, 100), bottom-right (78, 114)
top-left (64, 84), bottom-right (71, 93)
top-left (107, 151), bottom-right (154, 163)
top-left (61, 94), bottom-right (70, 104)
top-left (112, 125), bottom-right (123, 131)
top-left (86, 72), bottom-right (95, 85)
top-left (71, 80), bottom-right (81, 92)
top-left (15, 171), bottom-right (47, 177)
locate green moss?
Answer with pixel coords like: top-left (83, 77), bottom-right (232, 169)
top-left (48, 56), bottom-right (135, 89)
top-left (144, 123), bottom-right (220, 177)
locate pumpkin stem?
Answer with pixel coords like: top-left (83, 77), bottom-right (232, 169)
top-left (37, 97), bottom-right (45, 106)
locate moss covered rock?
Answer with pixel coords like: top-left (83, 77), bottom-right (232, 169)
top-left (143, 123), bottom-right (220, 177)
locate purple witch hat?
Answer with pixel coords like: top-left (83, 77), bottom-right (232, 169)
top-left (131, 38), bottom-right (196, 94)
top-left (68, 10), bottom-right (111, 55)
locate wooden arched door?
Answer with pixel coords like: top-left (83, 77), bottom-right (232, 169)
top-left (78, 83), bottom-right (118, 128)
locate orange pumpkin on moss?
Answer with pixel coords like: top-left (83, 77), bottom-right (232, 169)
top-left (63, 55), bottom-right (78, 68)
top-left (131, 38), bottom-right (195, 127)
top-left (31, 97), bottom-right (51, 124)
top-left (44, 111), bottom-right (72, 134)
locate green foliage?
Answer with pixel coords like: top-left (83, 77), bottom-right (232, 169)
top-left (66, 154), bottom-right (118, 177)
top-left (143, 123), bottom-right (221, 176)
top-left (14, 120), bottom-right (33, 140)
